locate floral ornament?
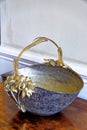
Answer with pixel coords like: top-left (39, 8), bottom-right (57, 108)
top-left (44, 59), bottom-right (69, 68)
top-left (4, 74), bottom-right (35, 112)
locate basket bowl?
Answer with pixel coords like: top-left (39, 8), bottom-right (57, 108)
top-left (2, 64), bottom-right (83, 116)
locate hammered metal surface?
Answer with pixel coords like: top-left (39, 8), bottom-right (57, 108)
top-left (20, 87), bottom-right (78, 116)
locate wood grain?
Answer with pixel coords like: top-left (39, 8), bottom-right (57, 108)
top-left (0, 82), bottom-right (87, 130)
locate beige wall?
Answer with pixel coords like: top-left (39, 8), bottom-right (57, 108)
top-left (1, 0), bottom-right (87, 63)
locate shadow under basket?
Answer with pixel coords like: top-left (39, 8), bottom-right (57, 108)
top-left (1, 37), bottom-right (83, 116)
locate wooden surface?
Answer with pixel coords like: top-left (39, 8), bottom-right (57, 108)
top-left (0, 82), bottom-right (87, 130)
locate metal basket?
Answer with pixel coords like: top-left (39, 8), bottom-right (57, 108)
top-left (3, 37), bottom-right (83, 116)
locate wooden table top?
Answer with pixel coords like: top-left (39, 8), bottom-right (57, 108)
top-left (0, 82), bottom-right (87, 130)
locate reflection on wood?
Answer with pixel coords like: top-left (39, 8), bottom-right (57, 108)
top-left (6, 112), bottom-right (77, 130)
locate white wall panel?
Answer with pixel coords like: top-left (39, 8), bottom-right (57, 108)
top-left (1, 0), bottom-right (87, 63)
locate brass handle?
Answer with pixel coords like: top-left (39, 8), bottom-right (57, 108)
top-left (14, 37), bottom-right (64, 76)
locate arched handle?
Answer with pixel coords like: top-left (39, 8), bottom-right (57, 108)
top-left (14, 37), bottom-right (65, 76)
top-left (4, 37), bottom-right (68, 112)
